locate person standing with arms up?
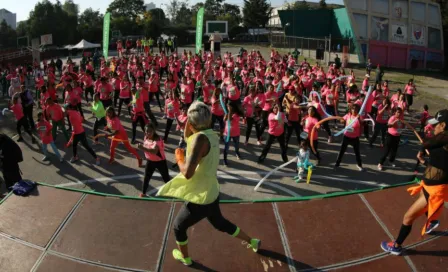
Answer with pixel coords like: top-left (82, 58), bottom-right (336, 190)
top-left (157, 101), bottom-right (260, 266)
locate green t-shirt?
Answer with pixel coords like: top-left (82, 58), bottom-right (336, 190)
top-left (91, 101), bottom-right (106, 119)
top-left (149, 39), bottom-right (154, 46)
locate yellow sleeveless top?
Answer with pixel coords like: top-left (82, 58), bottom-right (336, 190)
top-left (156, 129), bottom-right (220, 204)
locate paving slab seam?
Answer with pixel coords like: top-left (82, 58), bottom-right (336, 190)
top-left (297, 229), bottom-right (448, 271)
top-left (358, 194), bottom-right (418, 272)
top-left (45, 252), bottom-right (133, 272)
top-left (0, 231), bottom-right (45, 251)
top-left (47, 250), bottom-right (150, 272)
top-left (31, 193), bottom-right (88, 272)
top-left (272, 202), bottom-right (297, 272)
top-left (156, 201), bottom-right (175, 272)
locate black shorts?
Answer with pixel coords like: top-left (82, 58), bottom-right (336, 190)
top-left (405, 94), bottom-right (413, 106)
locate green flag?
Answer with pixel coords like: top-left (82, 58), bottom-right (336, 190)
top-left (195, 7), bottom-right (204, 54)
top-left (103, 12), bottom-right (111, 59)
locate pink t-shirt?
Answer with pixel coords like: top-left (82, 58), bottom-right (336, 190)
top-left (98, 83), bottom-right (113, 100)
top-left (227, 84), bottom-right (240, 100)
top-left (176, 114), bottom-right (187, 131)
top-left (165, 98), bottom-right (180, 119)
top-left (343, 113), bottom-right (362, 138)
top-left (10, 103), bottom-right (24, 121)
top-left (387, 116), bottom-right (404, 136)
top-left (268, 112), bottom-right (286, 136)
top-left (180, 83), bottom-right (193, 104)
top-left (424, 124), bottom-right (434, 139)
top-left (224, 114), bottom-right (240, 137)
top-left (211, 96), bottom-right (224, 116)
top-left (143, 138), bottom-right (166, 161)
top-left (420, 110), bottom-right (430, 123)
top-left (303, 116), bottom-right (318, 140)
top-left (375, 104), bottom-right (390, 124)
top-left (107, 117), bottom-right (128, 139)
top-left (405, 84), bottom-right (415, 95)
top-left (37, 120), bottom-right (53, 144)
top-left (202, 84), bottom-right (215, 104)
top-left (68, 110), bottom-right (84, 134)
top-left (46, 104), bottom-right (64, 122)
top-left (120, 81), bottom-right (131, 98)
top-left (243, 96), bottom-right (255, 117)
top-left (263, 91), bottom-right (278, 111)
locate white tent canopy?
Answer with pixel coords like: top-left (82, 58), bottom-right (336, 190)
top-left (69, 39), bottom-right (101, 50)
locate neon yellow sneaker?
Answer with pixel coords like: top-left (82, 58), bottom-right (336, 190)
top-left (172, 249), bottom-right (192, 266)
top-left (250, 239), bottom-right (261, 253)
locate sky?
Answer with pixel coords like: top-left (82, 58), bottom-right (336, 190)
top-left (3, 0), bottom-right (344, 22)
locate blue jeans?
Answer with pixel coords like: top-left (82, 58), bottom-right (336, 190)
top-left (223, 136), bottom-right (240, 162)
top-left (42, 142), bottom-right (62, 158)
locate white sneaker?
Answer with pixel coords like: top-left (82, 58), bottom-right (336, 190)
top-left (389, 162), bottom-right (396, 167)
top-left (357, 165), bottom-right (365, 171)
top-left (377, 164), bottom-right (383, 171)
top-left (256, 140), bottom-right (262, 146)
top-left (42, 156), bottom-right (49, 161)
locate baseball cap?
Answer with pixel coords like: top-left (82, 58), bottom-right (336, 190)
top-left (428, 109), bottom-right (448, 125)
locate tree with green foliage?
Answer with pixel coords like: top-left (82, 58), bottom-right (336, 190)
top-left (205, 0), bottom-right (224, 17)
top-left (319, 0), bottom-right (327, 9)
top-left (243, 0), bottom-right (271, 28)
top-left (0, 19), bottom-right (17, 48)
top-left (107, 0), bottom-right (145, 21)
top-left (293, 0), bottom-right (310, 10)
top-left (78, 8), bottom-right (103, 43)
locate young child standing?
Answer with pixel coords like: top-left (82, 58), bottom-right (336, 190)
top-left (296, 141), bottom-right (313, 181)
top-left (36, 112), bottom-right (63, 162)
top-left (175, 105), bottom-right (188, 148)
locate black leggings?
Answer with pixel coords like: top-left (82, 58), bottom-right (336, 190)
top-left (132, 115), bottom-right (146, 141)
top-left (259, 110), bottom-right (270, 134)
top-left (335, 135), bottom-right (362, 167)
top-left (23, 105), bottom-right (35, 130)
top-left (143, 102), bottom-right (158, 125)
top-left (118, 98), bottom-right (131, 116)
top-left (149, 92), bottom-right (163, 110)
top-left (142, 159), bottom-right (170, 194)
top-left (259, 133), bottom-right (288, 162)
top-left (1, 162), bottom-right (21, 191)
top-left (16, 117), bottom-right (33, 138)
top-left (285, 121), bottom-right (301, 147)
top-left (84, 86), bottom-right (94, 102)
top-left (379, 133), bottom-right (400, 165)
top-left (73, 132), bottom-right (97, 159)
top-left (93, 117), bottom-right (107, 139)
top-left (369, 123), bottom-right (387, 146)
top-left (164, 119), bottom-right (175, 142)
top-left (113, 90), bottom-right (120, 108)
top-left (211, 114), bottom-right (225, 132)
top-left (173, 197), bottom-right (237, 243)
top-left (101, 99), bottom-right (112, 109)
top-left (245, 116), bottom-right (262, 142)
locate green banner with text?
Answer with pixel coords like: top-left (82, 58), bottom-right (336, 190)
top-left (195, 7), bottom-right (204, 54)
top-left (103, 12), bottom-right (111, 59)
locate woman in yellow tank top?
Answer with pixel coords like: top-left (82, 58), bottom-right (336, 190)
top-left (157, 101), bottom-right (260, 266)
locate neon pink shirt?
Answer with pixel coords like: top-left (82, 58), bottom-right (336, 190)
top-left (405, 84), bottom-right (415, 95)
top-left (343, 113), bottom-right (362, 138)
top-left (10, 103), bottom-right (24, 121)
top-left (243, 96), bottom-right (255, 117)
top-left (67, 110), bottom-right (84, 134)
top-left (224, 114), bottom-right (241, 137)
top-left (211, 96), bottom-right (225, 116)
top-left (227, 84), bottom-right (240, 100)
top-left (136, 82), bottom-right (149, 102)
top-left (46, 104), bottom-right (64, 121)
top-left (143, 138), bottom-right (166, 161)
top-left (263, 91), bottom-right (278, 111)
top-left (180, 84), bottom-right (193, 104)
top-left (176, 114), bottom-right (187, 131)
top-left (119, 81), bottom-right (131, 98)
top-left (202, 84), bottom-right (215, 104)
top-left (268, 112), bottom-right (286, 136)
top-left (98, 83), bottom-right (113, 100)
top-left (37, 120), bottom-right (53, 144)
top-left (375, 104), bottom-right (390, 124)
top-left (165, 98), bottom-right (180, 119)
top-left (107, 117), bottom-right (128, 139)
top-left (387, 115), bottom-right (404, 136)
top-left (304, 116), bottom-right (318, 140)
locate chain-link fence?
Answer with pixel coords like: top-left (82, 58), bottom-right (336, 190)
top-left (269, 34), bottom-right (359, 64)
